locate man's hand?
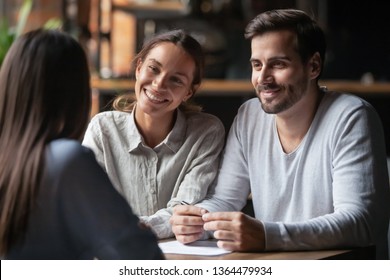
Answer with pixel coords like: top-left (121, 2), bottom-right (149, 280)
top-left (202, 211), bottom-right (266, 252)
top-left (170, 205), bottom-right (208, 244)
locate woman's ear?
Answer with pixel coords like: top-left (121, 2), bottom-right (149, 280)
top-left (183, 84), bottom-right (199, 102)
top-left (135, 59), bottom-right (143, 79)
top-left (309, 52), bottom-right (321, 80)
top-left (182, 91), bottom-right (192, 102)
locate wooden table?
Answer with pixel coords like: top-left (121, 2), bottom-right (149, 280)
top-left (164, 249), bottom-right (372, 260)
top-left (161, 240), bottom-right (376, 260)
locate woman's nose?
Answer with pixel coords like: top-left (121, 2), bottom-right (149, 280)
top-left (152, 74), bottom-right (167, 90)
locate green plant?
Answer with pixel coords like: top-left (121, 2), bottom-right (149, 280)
top-left (0, 0), bottom-right (61, 66)
top-left (0, 19), bottom-right (14, 66)
top-left (0, 0), bottom-right (32, 66)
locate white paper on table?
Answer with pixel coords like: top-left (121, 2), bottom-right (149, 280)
top-left (159, 240), bottom-right (231, 256)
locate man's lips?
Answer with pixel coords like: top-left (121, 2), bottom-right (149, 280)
top-left (256, 85), bottom-right (281, 98)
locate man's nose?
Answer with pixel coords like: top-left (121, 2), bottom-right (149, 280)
top-left (256, 67), bottom-right (273, 84)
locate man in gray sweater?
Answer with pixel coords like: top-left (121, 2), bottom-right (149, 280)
top-left (170, 9), bottom-right (390, 259)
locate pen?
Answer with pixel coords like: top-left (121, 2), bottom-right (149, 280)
top-left (180, 201), bottom-right (190, 205)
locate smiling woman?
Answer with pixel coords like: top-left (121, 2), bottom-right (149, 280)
top-left (112, 29), bottom-right (205, 115)
top-left (82, 29), bottom-right (226, 240)
top-left (133, 42), bottom-right (197, 134)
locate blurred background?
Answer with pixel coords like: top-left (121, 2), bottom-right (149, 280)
top-left (1, 0), bottom-right (390, 162)
top-left (1, 0), bottom-right (389, 81)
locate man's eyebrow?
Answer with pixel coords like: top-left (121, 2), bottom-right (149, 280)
top-left (268, 56), bottom-right (291, 61)
top-left (249, 56), bottom-right (291, 63)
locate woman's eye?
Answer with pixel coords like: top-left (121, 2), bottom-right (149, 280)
top-left (171, 77), bottom-right (184, 85)
top-left (148, 65), bottom-right (159, 73)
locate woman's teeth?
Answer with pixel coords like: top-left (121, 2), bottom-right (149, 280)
top-left (145, 89), bottom-right (165, 102)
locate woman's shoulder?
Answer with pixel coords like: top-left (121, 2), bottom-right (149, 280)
top-left (184, 111), bottom-right (225, 131)
top-left (89, 110), bottom-right (130, 126)
top-left (47, 138), bottom-right (88, 156)
top-left (45, 139), bottom-right (96, 175)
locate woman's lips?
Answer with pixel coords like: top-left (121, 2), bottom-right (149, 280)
top-left (144, 89), bottom-right (166, 103)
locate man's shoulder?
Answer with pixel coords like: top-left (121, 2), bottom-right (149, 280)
top-left (324, 91), bottom-right (369, 110)
top-left (235, 98), bottom-right (267, 122)
top-left (316, 91), bottom-right (382, 137)
top-left (241, 97), bottom-right (262, 107)
top-left (320, 91), bottom-right (380, 124)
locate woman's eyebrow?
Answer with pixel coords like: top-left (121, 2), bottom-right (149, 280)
top-left (147, 58), bottom-right (190, 80)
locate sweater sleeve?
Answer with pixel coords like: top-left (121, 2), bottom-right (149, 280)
top-left (197, 108), bottom-right (252, 213)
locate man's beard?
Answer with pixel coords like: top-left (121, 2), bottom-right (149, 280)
top-left (256, 81), bottom-right (308, 114)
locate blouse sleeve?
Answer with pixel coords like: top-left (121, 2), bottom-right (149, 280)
top-left (142, 115), bottom-right (226, 239)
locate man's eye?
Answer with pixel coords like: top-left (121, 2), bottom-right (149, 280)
top-left (251, 62), bottom-right (262, 70)
top-left (273, 61), bottom-right (286, 68)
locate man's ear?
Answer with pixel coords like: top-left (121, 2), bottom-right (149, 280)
top-left (309, 52), bottom-right (321, 80)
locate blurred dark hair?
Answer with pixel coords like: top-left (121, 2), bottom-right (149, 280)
top-left (0, 29), bottom-right (91, 255)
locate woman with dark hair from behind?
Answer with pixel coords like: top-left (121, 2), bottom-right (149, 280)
top-left (0, 29), bottom-right (163, 260)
